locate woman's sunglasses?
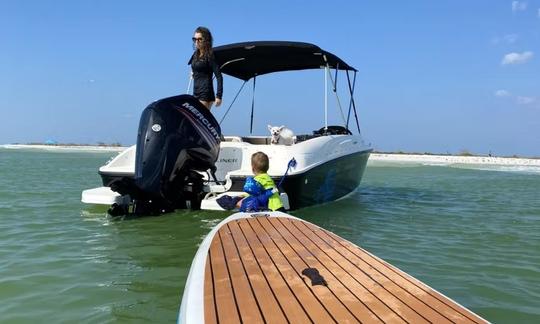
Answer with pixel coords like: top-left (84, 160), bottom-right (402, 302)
top-left (192, 37), bottom-right (204, 42)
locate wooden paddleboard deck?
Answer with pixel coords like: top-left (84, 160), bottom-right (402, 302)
top-left (179, 212), bottom-right (487, 323)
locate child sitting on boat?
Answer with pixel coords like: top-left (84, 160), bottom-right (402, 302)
top-left (238, 152), bottom-right (284, 212)
top-left (216, 152), bottom-right (284, 212)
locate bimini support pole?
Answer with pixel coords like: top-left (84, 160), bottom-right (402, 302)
top-left (345, 70), bottom-right (354, 129)
top-left (323, 55), bottom-right (347, 126)
top-left (217, 57), bottom-right (248, 125)
top-left (346, 70), bottom-right (361, 134)
top-left (324, 66), bottom-right (328, 131)
top-left (250, 75), bottom-right (257, 134)
top-left (219, 80), bottom-right (247, 125)
top-left (186, 73), bottom-right (193, 94)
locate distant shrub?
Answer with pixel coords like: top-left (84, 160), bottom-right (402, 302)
top-left (458, 149), bottom-right (474, 156)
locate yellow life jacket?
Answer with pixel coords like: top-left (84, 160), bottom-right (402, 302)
top-left (254, 173), bottom-right (284, 211)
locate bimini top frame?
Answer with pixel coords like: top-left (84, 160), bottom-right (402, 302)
top-left (211, 41), bottom-right (361, 134)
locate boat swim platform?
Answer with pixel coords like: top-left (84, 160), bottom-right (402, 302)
top-left (179, 212), bottom-right (487, 323)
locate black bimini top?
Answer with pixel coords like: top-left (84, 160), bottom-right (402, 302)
top-left (213, 41), bottom-right (357, 81)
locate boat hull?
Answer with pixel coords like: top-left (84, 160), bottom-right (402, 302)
top-left (84, 136), bottom-right (372, 212)
top-left (229, 149), bottom-right (371, 210)
top-left (282, 149), bottom-right (371, 209)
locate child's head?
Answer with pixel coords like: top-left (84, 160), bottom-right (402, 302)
top-left (251, 152), bottom-right (269, 174)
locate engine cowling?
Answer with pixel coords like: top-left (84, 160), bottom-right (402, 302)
top-left (110, 95), bottom-right (221, 211)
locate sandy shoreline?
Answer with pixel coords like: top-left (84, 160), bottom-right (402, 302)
top-left (1, 144), bottom-right (127, 152)
top-left (370, 153), bottom-right (540, 166)
top-left (2, 144), bottom-right (539, 167)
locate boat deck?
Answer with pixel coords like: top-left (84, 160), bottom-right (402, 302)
top-left (203, 216), bottom-right (486, 323)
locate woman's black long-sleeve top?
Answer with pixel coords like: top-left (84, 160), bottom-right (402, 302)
top-left (188, 52), bottom-right (223, 102)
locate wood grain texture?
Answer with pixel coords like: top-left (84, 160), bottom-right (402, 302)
top-left (203, 216), bottom-right (487, 324)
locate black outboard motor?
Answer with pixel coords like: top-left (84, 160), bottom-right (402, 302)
top-left (110, 95), bottom-right (221, 214)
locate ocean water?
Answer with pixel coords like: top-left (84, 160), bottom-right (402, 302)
top-left (0, 148), bottom-right (539, 323)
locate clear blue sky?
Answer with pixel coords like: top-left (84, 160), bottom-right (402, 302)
top-left (1, 1), bottom-right (539, 156)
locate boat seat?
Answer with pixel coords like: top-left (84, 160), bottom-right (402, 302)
top-left (223, 136), bottom-right (243, 142)
top-left (295, 134), bottom-right (321, 143)
top-left (241, 137), bottom-right (272, 145)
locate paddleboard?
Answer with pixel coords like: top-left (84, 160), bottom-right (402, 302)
top-left (178, 211), bottom-right (487, 323)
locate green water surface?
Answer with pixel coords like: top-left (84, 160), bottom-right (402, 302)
top-left (0, 149), bottom-right (539, 323)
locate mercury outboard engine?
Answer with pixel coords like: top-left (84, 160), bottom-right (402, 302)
top-left (109, 95), bottom-right (221, 215)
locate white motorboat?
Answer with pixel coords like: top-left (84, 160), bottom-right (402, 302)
top-left (81, 41), bottom-right (372, 214)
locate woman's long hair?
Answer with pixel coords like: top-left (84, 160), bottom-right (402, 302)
top-left (195, 26), bottom-right (213, 59)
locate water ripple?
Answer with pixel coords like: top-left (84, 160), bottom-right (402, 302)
top-left (1, 150), bottom-right (539, 322)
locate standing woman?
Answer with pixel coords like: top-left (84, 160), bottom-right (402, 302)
top-left (188, 26), bottom-right (223, 110)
